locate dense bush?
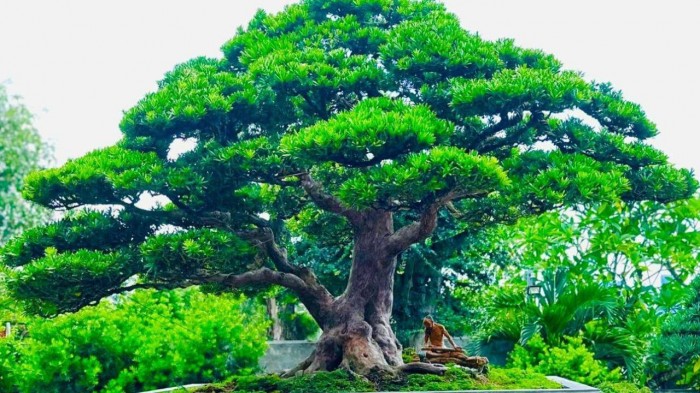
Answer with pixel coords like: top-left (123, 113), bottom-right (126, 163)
top-left (193, 366), bottom-right (561, 393)
top-left (647, 277), bottom-right (700, 389)
top-left (508, 334), bottom-right (621, 386)
top-left (0, 289), bottom-right (268, 393)
top-left (598, 382), bottom-right (652, 393)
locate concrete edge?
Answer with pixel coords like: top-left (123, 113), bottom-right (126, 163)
top-left (139, 384), bottom-right (206, 393)
top-left (139, 376), bottom-right (599, 393)
top-left (547, 376), bottom-right (599, 392)
top-left (369, 376), bottom-right (600, 393)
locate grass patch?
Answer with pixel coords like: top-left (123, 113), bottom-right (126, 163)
top-left (190, 366), bottom-right (561, 392)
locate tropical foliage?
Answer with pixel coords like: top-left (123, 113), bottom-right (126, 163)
top-left (467, 197), bottom-right (700, 383)
top-left (647, 277), bottom-right (700, 389)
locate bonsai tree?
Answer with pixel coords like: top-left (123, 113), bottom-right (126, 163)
top-left (2, 0), bottom-right (696, 376)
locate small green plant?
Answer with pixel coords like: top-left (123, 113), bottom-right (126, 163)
top-left (508, 334), bottom-right (621, 386)
top-left (598, 382), bottom-right (652, 393)
top-left (401, 347), bottom-right (417, 364)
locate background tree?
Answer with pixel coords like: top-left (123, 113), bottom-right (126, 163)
top-left (0, 83), bottom-right (50, 244)
top-left (1, 0), bottom-right (696, 376)
top-left (0, 83), bottom-right (52, 331)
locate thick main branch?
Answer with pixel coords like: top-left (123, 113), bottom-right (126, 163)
top-left (195, 267), bottom-right (332, 322)
top-left (299, 173), bottom-right (362, 226)
top-left (385, 190), bottom-right (490, 255)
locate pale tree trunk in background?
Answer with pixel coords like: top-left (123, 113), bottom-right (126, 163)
top-left (266, 297), bottom-right (283, 341)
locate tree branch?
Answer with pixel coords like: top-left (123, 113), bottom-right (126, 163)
top-left (47, 282), bottom-right (185, 317)
top-left (299, 173), bottom-right (363, 226)
top-left (193, 267), bottom-right (333, 323)
top-left (470, 111), bottom-right (523, 150)
top-left (250, 227), bottom-right (297, 274)
top-left (475, 111), bottom-right (545, 154)
top-left (385, 190), bottom-right (490, 255)
top-left (385, 202), bottom-right (441, 256)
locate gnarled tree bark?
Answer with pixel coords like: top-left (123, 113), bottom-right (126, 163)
top-left (282, 209), bottom-right (445, 376)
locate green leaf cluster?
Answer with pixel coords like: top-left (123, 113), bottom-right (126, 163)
top-left (22, 146), bottom-right (163, 209)
top-left (647, 277), bottom-right (700, 389)
top-left (140, 229), bottom-right (258, 278)
top-left (452, 67), bottom-right (590, 115)
top-left (338, 146), bottom-right (510, 208)
top-left (1, 209), bottom-right (154, 267)
top-left (282, 97), bottom-right (453, 165)
top-left (6, 249), bottom-right (139, 316)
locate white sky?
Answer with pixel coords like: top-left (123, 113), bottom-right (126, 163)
top-left (1, 0), bottom-right (698, 179)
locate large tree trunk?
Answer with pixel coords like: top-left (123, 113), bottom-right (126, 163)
top-left (288, 211), bottom-right (405, 376)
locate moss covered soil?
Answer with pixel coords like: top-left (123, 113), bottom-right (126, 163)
top-left (190, 366), bottom-right (562, 393)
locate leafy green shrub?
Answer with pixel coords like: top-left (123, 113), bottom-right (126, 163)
top-left (598, 382), bottom-right (652, 393)
top-left (0, 338), bottom-right (20, 393)
top-left (4, 289), bottom-right (268, 393)
top-left (647, 277), bottom-right (700, 389)
top-left (508, 334), bottom-right (621, 386)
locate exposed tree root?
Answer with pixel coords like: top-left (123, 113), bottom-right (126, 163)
top-left (398, 362), bottom-right (447, 375)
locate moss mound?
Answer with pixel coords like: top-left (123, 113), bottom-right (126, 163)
top-left (191, 366), bottom-right (561, 392)
top-left (598, 382), bottom-right (653, 393)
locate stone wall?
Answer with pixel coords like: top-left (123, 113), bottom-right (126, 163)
top-left (259, 340), bottom-right (316, 373)
top-left (259, 337), bottom-right (514, 372)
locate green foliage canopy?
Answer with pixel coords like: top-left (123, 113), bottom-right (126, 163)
top-left (2, 0), bottom-right (696, 318)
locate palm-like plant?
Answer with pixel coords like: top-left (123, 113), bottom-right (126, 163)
top-left (647, 278), bottom-right (700, 388)
top-left (524, 269), bottom-right (619, 345)
top-left (584, 308), bottom-right (656, 382)
top-left (486, 268), bottom-right (619, 346)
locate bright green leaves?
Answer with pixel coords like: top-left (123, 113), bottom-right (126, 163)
top-left (1, 210), bottom-right (155, 268)
top-left (495, 39), bottom-right (562, 72)
top-left (624, 166), bottom-right (698, 203)
top-left (306, 0), bottom-right (396, 23)
top-left (206, 137), bottom-right (288, 185)
top-left (549, 118), bottom-right (668, 168)
top-left (281, 97), bottom-right (452, 166)
top-left (227, 12), bottom-right (385, 64)
top-left (120, 57), bottom-right (244, 141)
top-left (451, 67), bottom-right (591, 116)
top-left (580, 83), bottom-right (658, 139)
top-left (246, 46), bottom-right (383, 98)
top-left (140, 229), bottom-right (258, 278)
top-left (5, 249), bottom-right (140, 316)
top-left (381, 11), bottom-right (503, 80)
top-left (504, 150), bottom-right (631, 208)
top-left (23, 146), bottom-right (163, 209)
top-left (338, 146), bottom-right (509, 209)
